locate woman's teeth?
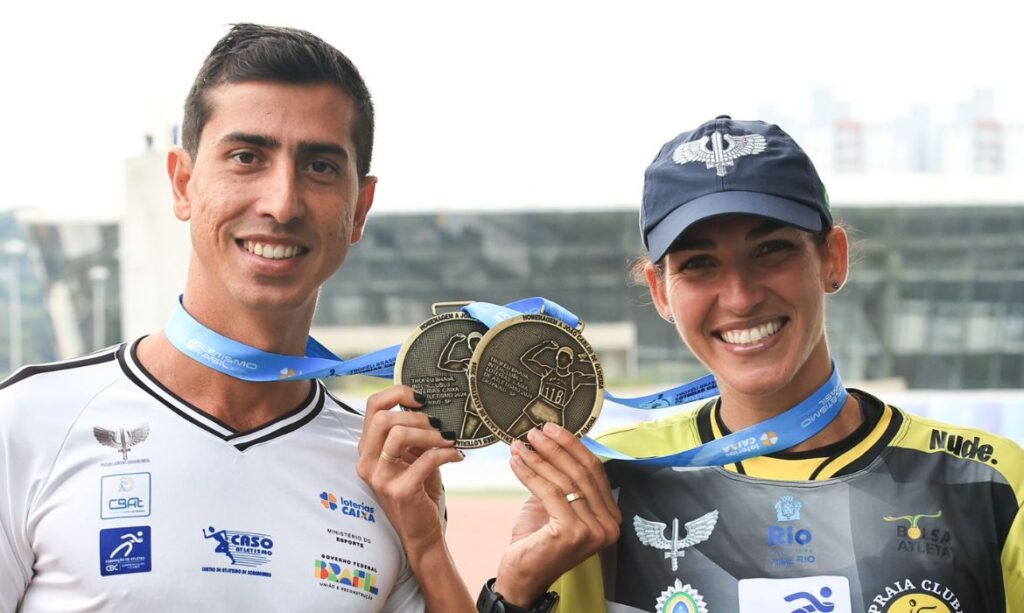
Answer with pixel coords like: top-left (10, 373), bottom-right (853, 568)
top-left (720, 319), bottom-right (783, 345)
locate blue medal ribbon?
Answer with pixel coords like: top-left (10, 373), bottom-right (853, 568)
top-left (165, 297), bottom-right (398, 381)
top-left (166, 296), bottom-right (849, 467)
top-left (462, 300), bottom-right (849, 467)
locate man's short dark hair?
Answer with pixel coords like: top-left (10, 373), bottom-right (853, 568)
top-left (181, 23), bottom-right (375, 178)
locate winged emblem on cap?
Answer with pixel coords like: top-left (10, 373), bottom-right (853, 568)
top-left (634, 509), bottom-right (719, 571)
top-left (93, 424), bottom-right (150, 461)
top-left (672, 131), bottom-right (767, 176)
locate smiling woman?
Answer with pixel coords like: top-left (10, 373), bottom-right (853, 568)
top-left (480, 117), bottom-right (1024, 613)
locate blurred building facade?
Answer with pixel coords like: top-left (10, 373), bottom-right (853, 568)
top-left (4, 91), bottom-right (1022, 389)
top-left (315, 202), bottom-right (1024, 389)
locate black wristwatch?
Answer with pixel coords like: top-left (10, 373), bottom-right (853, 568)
top-left (476, 578), bottom-right (559, 613)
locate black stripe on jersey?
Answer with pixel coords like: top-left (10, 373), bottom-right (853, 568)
top-left (0, 345), bottom-right (120, 392)
top-left (828, 401), bottom-right (904, 478)
top-left (324, 387), bottom-right (362, 416)
top-left (118, 339), bottom-right (324, 450)
top-left (697, 399), bottom-right (748, 475)
top-left (700, 389), bottom-right (897, 479)
top-left (234, 391), bottom-right (325, 451)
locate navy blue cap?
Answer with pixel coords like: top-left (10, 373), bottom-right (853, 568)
top-left (641, 116), bottom-right (832, 262)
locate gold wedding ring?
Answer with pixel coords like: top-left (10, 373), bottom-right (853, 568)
top-left (565, 492), bottom-right (584, 504)
top-left (380, 450), bottom-right (401, 464)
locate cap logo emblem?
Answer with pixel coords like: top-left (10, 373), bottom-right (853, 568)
top-left (672, 131), bottom-right (767, 176)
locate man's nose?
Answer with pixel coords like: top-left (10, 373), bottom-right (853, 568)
top-left (257, 163), bottom-right (305, 223)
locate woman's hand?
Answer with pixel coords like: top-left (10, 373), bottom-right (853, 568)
top-left (494, 422), bottom-right (621, 607)
top-left (355, 385), bottom-right (463, 551)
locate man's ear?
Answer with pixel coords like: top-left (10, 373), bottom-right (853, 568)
top-left (167, 148), bottom-right (194, 221)
top-left (349, 175), bottom-right (377, 244)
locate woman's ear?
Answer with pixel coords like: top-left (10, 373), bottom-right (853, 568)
top-left (823, 226), bottom-right (849, 293)
top-left (645, 261), bottom-right (672, 320)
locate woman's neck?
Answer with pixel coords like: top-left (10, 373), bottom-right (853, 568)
top-left (716, 350), bottom-right (863, 453)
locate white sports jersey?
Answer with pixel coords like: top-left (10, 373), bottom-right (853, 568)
top-left (0, 340), bottom-right (426, 612)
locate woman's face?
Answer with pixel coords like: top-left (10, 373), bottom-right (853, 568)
top-left (647, 215), bottom-right (848, 399)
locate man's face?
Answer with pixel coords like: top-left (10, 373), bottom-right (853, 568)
top-left (170, 81), bottom-right (374, 316)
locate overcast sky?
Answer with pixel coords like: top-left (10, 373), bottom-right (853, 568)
top-left (1, 1), bottom-right (1020, 219)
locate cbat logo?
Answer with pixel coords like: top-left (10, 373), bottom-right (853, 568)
top-left (867, 578), bottom-right (961, 612)
top-left (99, 526), bottom-right (151, 576)
top-left (929, 429), bottom-right (997, 464)
top-left (315, 560), bottom-right (380, 595)
top-left (320, 491), bottom-right (376, 522)
top-left (654, 579), bottom-right (707, 613)
top-left (100, 472), bottom-right (151, 520)
top-left (883, 511), bottom-right (952, 558)
top-left (203, 526), bottom-right (274, 567)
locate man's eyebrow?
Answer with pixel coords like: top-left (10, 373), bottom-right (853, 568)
top-left (297, 141), bottom-right (349, 160)
top-left (218, 132), bottom-right (281, 149)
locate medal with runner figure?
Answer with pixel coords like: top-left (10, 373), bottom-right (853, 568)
top-left (469, 312), bottom-right (604, 444)
top-left (395, 305), bottom-right (496, 449)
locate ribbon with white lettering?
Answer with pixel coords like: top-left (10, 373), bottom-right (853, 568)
top-left (462, 300), bottom-right (849, 467)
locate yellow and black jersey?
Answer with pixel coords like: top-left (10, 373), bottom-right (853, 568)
top-left (556, 390), bottom-right (1024, 612)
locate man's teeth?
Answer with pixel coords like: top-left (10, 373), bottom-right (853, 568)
top-left (244, 241), bottom-right (301, 260)
top-left (720, 320), bottom-right (783, 345)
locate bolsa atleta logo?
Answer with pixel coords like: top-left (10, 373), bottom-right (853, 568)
top-left (882, 510), bottom-right (953, 558)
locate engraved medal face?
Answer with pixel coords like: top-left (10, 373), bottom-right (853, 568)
top-left (469, 313), bottom-right (604, 444)
top-left (395, 311), bottom-right (496, 449)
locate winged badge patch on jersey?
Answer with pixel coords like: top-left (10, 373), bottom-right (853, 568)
top-left (94, 424), bottom-right (150, 461)
top-left (634, 509), bottom-right (719, 571)
top-left (672, 131), bottom-right (767, 176)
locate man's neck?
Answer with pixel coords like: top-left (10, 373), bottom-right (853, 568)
top-left (137, 333), bottom-right (313, 432)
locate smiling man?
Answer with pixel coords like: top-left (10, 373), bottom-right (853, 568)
top-left (0, 24), bottom-right (469, 612)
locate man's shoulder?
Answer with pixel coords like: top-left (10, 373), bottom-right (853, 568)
top-left (0, 344), bottom-right (125, 424)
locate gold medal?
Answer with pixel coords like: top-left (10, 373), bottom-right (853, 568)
top-left (394, 304), bottom-right (496, 449)
top-left (469, 313), bottom-right (604, 444)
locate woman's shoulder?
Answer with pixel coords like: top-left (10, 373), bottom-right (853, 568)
top-left (592, 403), bottom-right (706, 458)
top-left (890, 404), bottom-right (1024, 494)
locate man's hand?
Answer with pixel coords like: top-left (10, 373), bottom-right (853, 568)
top-left (356, 385), bottom-right (463, 552)
top-left (494, 423), bottom-right (621, 607)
